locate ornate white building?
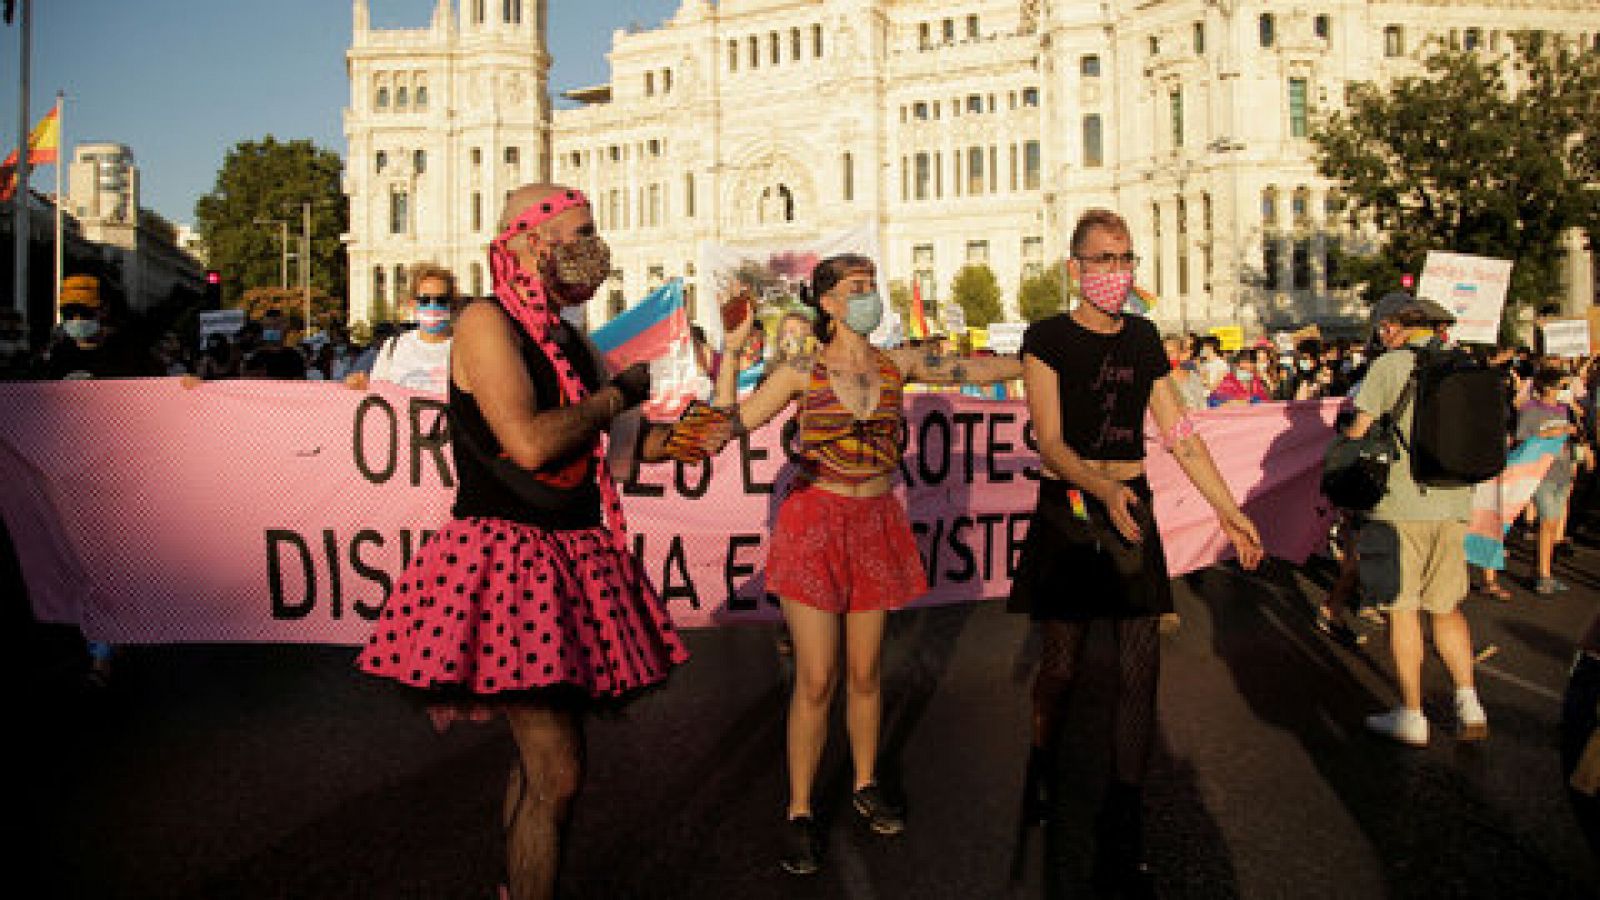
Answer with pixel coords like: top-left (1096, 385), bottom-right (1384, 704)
top-left (346, 0), bottom-right (1598, 334)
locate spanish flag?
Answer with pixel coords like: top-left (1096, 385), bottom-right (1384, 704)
top-left (0, 102), bottom-right (61, 201)
top-left (908, 281), bottom-right (932, 340)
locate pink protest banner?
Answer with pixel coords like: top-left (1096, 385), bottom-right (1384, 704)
top-left (0, 379), bottom-right (1340, 645)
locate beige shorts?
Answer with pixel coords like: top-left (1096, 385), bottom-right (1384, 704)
top-left (1357, 519), bottom-right (1469, 614)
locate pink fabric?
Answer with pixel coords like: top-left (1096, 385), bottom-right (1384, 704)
top-left (0, 380), bottom-right (1343, 642)
top-left (356, 517), bottom-right (687, 699)
top-left (1208, 372), bottom-right (1272, 405)
top-left (487, 189), bottom-right (630, 542)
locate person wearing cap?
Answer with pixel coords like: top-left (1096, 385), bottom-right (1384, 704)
top-left (1342, 293), bottom-right (1487, 746)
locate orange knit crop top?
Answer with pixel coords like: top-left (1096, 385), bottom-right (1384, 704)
top-left (795, 352), bottom-right (905, 485)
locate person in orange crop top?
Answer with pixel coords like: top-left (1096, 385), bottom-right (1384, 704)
top-left (705, 253), bottom-right (1021, 876)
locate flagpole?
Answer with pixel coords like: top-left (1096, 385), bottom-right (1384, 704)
top-left (53, 91), bottom-right (62, 322)
top-left (12, 0), bottom-right (31, 338)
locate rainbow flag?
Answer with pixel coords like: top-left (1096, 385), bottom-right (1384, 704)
top-left (1464, 435), bottom-right (1563, 570)
top-left (908, 282), bottom-right (932, 340)
top-left (589, 278), bottom-right (689, 370)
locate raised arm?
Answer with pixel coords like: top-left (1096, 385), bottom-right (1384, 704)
top-left (712, 299), bottom-right (759, 406)
top-left (893, 345), bottom-right (1022, 385)
top-left (454, 301), bottom-right (635, 470)
top-left (1148, 375), bottom-right (1263, 569)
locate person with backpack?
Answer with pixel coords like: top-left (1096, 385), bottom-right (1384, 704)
top-left (1342, 293), bottom-right (1503, 747)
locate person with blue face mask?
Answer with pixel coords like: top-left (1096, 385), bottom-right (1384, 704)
top-left (692, 253), bottom-right (1022, 876)
top-left (346, 264), bottom-right (458, 396)
top-left (241, 308), bottom-right (307, 379)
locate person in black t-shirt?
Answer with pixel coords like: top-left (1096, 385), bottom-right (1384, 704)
top-left (1010, 208), bottom-right (1263, 896)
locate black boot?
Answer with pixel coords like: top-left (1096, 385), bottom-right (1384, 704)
top-left (1092, 782), bottom-right (1155, 899)
top-left (1023, 745), bottom-right (1053, 825)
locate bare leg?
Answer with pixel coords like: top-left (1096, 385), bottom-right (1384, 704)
top-left (1539, 517), bottom-right (1559, 578)
top-left (782, 598), bottom-right (841, 819)
top-left (502, 705), bottom-right (584, 900)
top-left (1388, 609), bottom-right (1426, 710)
top-left (842, 609), bottom-right (889, 790)
top-left (1431, 608), bottom-right (1477, 692)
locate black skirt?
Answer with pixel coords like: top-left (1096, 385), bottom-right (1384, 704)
top-left (1007, 477), bottom-right (1173, 621)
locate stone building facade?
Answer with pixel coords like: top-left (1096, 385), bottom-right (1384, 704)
top-left (346, 0), bottom-right (1598, 334)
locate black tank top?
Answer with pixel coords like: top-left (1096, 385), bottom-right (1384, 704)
top-left (449, 320), bottom-right (604, 530)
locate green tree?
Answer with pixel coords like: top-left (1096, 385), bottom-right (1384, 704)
top-left (1018, 262), bottom-right (1067, 323)
top-left (195, 136), bottom-right (349, 311)
top-left (1313, 34), bottom-right (1600, 316)
top-left (950, 264), bottom-right (1004, 328)
top-left (887, 279), bottom-right (912, 323)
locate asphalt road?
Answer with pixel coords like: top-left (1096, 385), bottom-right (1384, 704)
top-left (22, 511), bottom-right (1600, 899)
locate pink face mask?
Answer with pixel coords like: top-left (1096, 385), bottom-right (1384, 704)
top-left (1080, 270), bottom-right (1136, 315)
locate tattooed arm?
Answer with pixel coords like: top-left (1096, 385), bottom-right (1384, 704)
top-left (889, 345), bottom-right (1023, 385)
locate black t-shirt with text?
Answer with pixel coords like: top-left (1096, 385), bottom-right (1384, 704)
top-left (1021, 312), bottom-right (1169, 461)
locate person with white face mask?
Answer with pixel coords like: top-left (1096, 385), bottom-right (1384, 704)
top-left (346, 264), bottom-right (458, 396)
top-left (684, 253), bottom-right (1021, 876)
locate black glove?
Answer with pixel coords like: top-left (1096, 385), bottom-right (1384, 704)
top-left (609, 362), bottom-right (651, 410)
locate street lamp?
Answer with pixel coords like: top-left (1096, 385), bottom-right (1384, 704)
top-left (253, 217), bottom-right (289, 290)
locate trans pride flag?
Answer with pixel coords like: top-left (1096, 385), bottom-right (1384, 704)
top-left (1464, 435), bottom-right (1564, 570)
top-left (588, 279), bottom-right (707, 417)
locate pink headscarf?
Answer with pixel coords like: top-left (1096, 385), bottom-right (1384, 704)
top-left (488, 188), bottom-right (628, 541)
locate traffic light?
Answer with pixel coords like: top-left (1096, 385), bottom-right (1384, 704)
top-left (203, 269), bottom-right (221, 308)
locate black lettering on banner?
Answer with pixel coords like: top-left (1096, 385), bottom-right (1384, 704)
top-left (350, 529), bottom-right (391, 619)
top-left (725, 534), bottom-right (764, 611)
top-left (353, 394), bottom-right (399, 485)
top-left (658, 535), bottom-right (700, 609)
top-left (675, 458), bottom-right (711, 499)
top-left (409, 397), bottom-right (454, 488)
top-left (738, 433), bottom-right (774, 495)
top-left (945, 515), bottom-right (977, 583)
top-left (987, 412), bottom-right (1017, 483)
top-left (621, 422), bottom-right (666, 497)
top-left (1007, 512), bottom-right (1033, 578)
top-left (267, 529), bottom-right (316, 619)
top-left (953, 411), bottom-right (983, 483)
top-left (975, 513), bottom-right (1005, 581)
top-left (1021, 420), bottom-right (1041, 481)
top-left (917, 410), bottom-right (952, 486)
top-left (322, 530), bottom-right (344, 618)
top-left (912, 519), bottom-right (941, 586)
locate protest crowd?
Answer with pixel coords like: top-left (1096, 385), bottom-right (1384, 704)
top-left (7, 194), bottom-right (1600, 900)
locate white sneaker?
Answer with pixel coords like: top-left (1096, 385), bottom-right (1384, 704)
top-left (1456, 697), bottom-right (1489, 742)
top-left (1365, 708), bottom-right (1429, 747)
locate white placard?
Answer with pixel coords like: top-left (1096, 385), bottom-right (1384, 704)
top-left (1415, 251), bottom-right (1513, 345)
top-left (942, 303), bottom-right (967, 334)
top-left (197, 309), bottom-right (246, 349)
top-left (986, 322), bottom-right (1028, 356)
top-left (1541, 319), bottom-right (1591, 358)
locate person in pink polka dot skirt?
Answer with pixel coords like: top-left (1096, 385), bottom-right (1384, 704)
top-left (356, 183), bottom-right (728, 900)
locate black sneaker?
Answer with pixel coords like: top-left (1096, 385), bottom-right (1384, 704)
top-left (780, 815), bottom-right (821, 876)
top-left (852, 783), bottom-right (905, 835)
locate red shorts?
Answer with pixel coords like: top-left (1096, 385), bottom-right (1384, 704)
top-left (765, 486), bottom-right (929, 613)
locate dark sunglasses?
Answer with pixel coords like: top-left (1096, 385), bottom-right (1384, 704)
top-left (414, 294), bottom-right (452, 309)
top-left (60, 304), bottom-right (97, 320)
top-left (1075, 252), bottom-right (1141, 268)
